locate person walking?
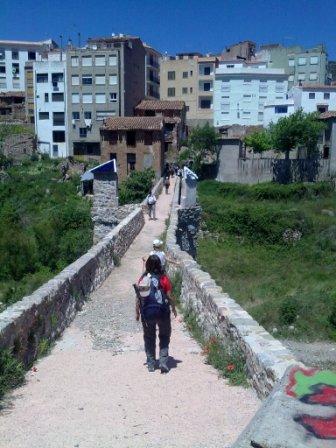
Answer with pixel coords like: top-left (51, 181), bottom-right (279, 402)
top-left (164, 176), bottom-right (170, 194)
top-left (135, 255), bottom-right (177, 373)
top-left (146, 190), bottom-right (157, 220)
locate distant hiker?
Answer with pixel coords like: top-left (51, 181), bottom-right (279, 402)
top-left (146, 190), bottom-right (157, 220)
top-left (164, 176), bottom-right (170, 194)
top-left (143, 239), bottom-right (166, 270)
top-left (135, 255), bottom-right (177, 373)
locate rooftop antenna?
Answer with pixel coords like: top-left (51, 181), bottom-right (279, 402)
top-left (59, 34), bottom-right (63, 61)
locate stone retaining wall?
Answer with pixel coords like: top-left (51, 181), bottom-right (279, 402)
top-left (0, 207), bottom-right (144, 367)
top-left (166, 182), bottom-right (299, 398)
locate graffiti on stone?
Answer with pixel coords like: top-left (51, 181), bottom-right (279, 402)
top-left (286, 367), bottom-right (336, 440)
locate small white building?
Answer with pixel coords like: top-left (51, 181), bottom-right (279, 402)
top-left (213, 61), bottom-right (288, 127)
top-left (34, 53), bottom-right (68, 158)
top-left (0, 39), bottom-right (57, 92)
top-left (263, 84), bottom-right (336, 126)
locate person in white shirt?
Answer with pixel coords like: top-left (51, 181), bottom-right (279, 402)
top-left (146, 190), bottom-right (157, 220)
top-left (142, 239), bottom-right (179, 271)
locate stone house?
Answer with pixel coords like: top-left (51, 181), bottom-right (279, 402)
top-left (0, 91), bottom-right (25, 122)
top-left (100, 116), bottom-right (165, 181)
top-left (134, 99), bottom-right (186, 153)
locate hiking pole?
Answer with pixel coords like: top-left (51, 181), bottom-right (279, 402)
top-left (133, 284), bottom-right (148, 328)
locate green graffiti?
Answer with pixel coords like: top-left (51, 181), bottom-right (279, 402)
top-left (293, 370), bottom-right (336, 398)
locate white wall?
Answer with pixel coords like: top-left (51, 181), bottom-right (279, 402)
top-left (34, 59), bottom-right (68, 158)
top-left (213, 62), bottom-right (288, 127)
top-left (263, 100), bottom-right (295, 126)
top-left (293, 87), bottom-right (336, 113)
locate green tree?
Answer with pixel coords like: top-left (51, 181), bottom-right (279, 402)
top-left (119, 168), bottom-right (155, 205)
top-left (187, 123), bottom-right (219, 172)
top-left (269, 109), bottom-right (325, 159)
top-left (244, 130), bottom-right (272, 154)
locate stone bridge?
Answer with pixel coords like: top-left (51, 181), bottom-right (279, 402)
top-left (0, 178), bottom-right (335, 448)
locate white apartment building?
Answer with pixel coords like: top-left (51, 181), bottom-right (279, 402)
top-left (263, 84), bottom-right (336, 126)
top-left (213, 61), bottom-right (288, 127)
top-left (0, 39), bottom-right (56, 92)
top-left (34, 53), bottom-right (68, 158)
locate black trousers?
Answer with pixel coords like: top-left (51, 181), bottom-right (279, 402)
top-left (142, 312), bottom-right (171, 366)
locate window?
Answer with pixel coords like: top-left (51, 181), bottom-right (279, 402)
top-left (226, 64), bottom-right (234, 68)
top-left (182, 87), bottom-right (188, 95)
top-left (53, 130), bottom-right (65, 142)
top-left (79, 128), bottom-right (87, 138)
top-left (12, 81), bottom-right (20, 89)
top-left (95, 55), bottom-right (105, 66)
top-left (96, 110), bottom-right (116, 120)
top-left (243, 111), bottom-right (251, 115)
top-left (95, 75), bottom-right (105, 85)
top-left (275, 82), bottom-right (284, 92)
top-left (289, 75), bottom-right (294, 82)
top-left (52, 93), bottom-right (64, 102)
top-left (182, 71), bottom-right (188, 78)
top-left (37, 73), bottom-right (48, 83)
top-left (324, 93), bottom-right (330, 100)
top-left (83, 93), bottom-right (93, 104)
top-left (126, 131), bottom-right (136, 147)
top-left (45, 93), bottom-right (49, 102)
top-left (82, 56), bottom-right (92, 66)
top-left (84, 111), bottom-right (92, 119)
top-left (109, 151), bottom-right (117, 159)
top-left (203, 82), bottom-right (211, 91)
top-left (52, 145), bottom-right (58, 157)
top-left (0, 81), bottom-right (6, 89)
top-left (190, 87), bottom-right (193, 93)
top-left (298, 73), bottom-right (306, 81)
top-left (82, 74), bottom-right (92, 85)
top-left (0, 48), bottom-right (5, 60)
top-left (109, 92), bottom-right (117, 102)
top-left (186, 105), bottom-right (190, 111)
top-left (168, 71), bottom-right (175, 80)
top-left (258, 112), bottom-right (264, 121)
top-left (72, 111), bottom-right (80, 120)
top-left (95, 93), bottom-right (105, 103)
top-left (108, 133), bottom-right (118, 146)
top-left (39, 112), bottom-right (49, 120)
top-left (167, 87), bottom-right (175, 97)
top-left (109, 55), bottom-right (117, 65)
top-left (317, 105), bottom-right (328, 113)
top-left (127, 153), bottom-right (136, 173)
top-left (109, 75), bottom-right (117, 85)
top-left (28, 51), bottom-right (36, 60)
top-left (288, 59), bottom-right (295, 67)
top-left (243, 79), bottom-right (251, 84)
top-left (72, 93), bottom-right (80, 104)
top-left (221, 82), bottom-right (230, 92)
top-left (323, 146), bottom-right (330, 159)
top-left (309, 72), bottom-right (318, 81)
top-left (144, 131), bottom-right (153, 145)
top-left (243, 94), bottom-right (251, 98)
top-left (310, 56), bottom-right (319, 65)
top-left (12, 50), bottom-right (19, 60)
top-left (275, 106), bottom-right (288, 114)
top-left (200, 99), bottom-right (211, 109)
top-left (53, 112), bottom-right (65, 126)
top-left (203, 66), bottom-right (211, 75)
top-left (259, 81), bottom-right (268, 92)
top-left (190, 70), bottom-right (193, 76)
top-left (298, 57), bottom-right (306, 65)
top-left (72, 75), bottom-right (79, 86)
top-left (220, 103), bottom-right (230, 111)
top-left (0, 66), bottom-right (5, 74)
top-left (71, 56), bottom-right (79, 67)
top-left (52, 73), bottom-right (64, 83)
top-left (309, 92), bottom-right (315, 99)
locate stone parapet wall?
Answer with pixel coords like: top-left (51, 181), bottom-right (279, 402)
top-left (0, 207), bottom-right (144, 367)
top-left (166, 183), bottom-right (299, 398)
top-left (3, 133), bottom-right (35, 160)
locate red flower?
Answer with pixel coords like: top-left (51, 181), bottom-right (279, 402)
top-left (226, 364), bottom-right (235, 372)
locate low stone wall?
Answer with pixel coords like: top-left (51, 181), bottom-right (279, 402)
top-left (166, 183), bottom-right (299, 398)
top-left (3, 133), bottom-right (35, 161)
top-left (0, 207), bottom-right (144, 366)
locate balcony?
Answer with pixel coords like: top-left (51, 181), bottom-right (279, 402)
top-left (164, 130), bottom-right (174, 142)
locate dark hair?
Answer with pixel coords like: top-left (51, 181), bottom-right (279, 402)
top-left (145, 254), bottom-right (163, 275)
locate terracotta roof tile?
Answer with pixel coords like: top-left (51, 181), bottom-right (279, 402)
top-left (318, 111), bottom-right (336, 119)
top-left (135, 100), bottom-right (185, 111)
top-left (102, 116), bottom-right (163, 131)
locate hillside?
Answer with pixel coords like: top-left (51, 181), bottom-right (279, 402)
top-left (0, 158), bottom-right (93, 310)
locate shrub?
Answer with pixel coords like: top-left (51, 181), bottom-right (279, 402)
top-left (119, 169), bottom-right (155, 205)
top-left (0, 349), bottom-right (25, 400)
top-left (279, 298), bottom-right (298, 325)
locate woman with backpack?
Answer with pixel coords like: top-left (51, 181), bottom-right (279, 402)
top-left (146, 190), bottom-right (157, 220)
top-left (164, 176), bottom-right (170, 194)
top-left (135, 255), bottom-right (177, 373)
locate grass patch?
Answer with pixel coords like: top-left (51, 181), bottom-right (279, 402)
top-left (0, 349), bottom-right (25, 400)
top-left (198, 180), bottom-right (336, 341)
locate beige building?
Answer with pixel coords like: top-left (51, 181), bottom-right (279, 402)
top-left (160, 53), bottom-right (218, 127)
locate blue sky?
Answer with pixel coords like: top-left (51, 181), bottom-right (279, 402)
top-left (2, 0), bottom-right (336, 58)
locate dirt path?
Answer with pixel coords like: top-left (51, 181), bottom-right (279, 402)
top-left (0, 180), bottom-right (260, 448)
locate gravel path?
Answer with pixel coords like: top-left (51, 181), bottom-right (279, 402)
top-left (0, 181), bottom-right (260, 448)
